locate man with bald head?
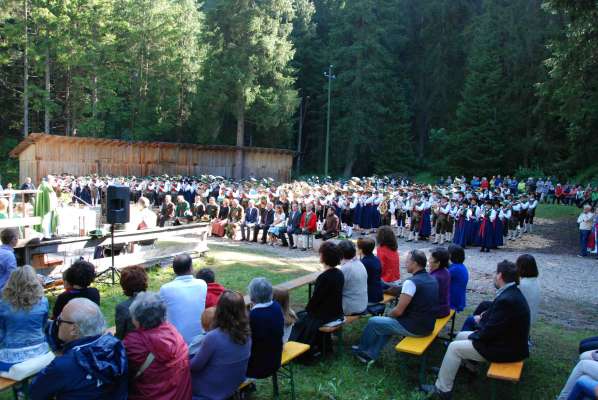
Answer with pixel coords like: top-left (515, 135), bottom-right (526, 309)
top-left (30, 298), bottom-right (128, 400)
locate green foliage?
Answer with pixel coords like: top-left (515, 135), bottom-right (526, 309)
top-left (193, 0), bottom-right (298, 146)
top-left (514, 166), bottom-right (546, 181)
top-left (0, 0), bottom-right (596, 181)
top-left (540, 0), bottom-right (598, 176)
top-left (326, 0), bottom-right (413, 176)
top-left (0, 135), bottom-right (19, 185)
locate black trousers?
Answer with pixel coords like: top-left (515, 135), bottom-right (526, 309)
top-left (281, 229), bottom-right (300, 247)
top-left (315, 232), bottom-right (338, 241)
top-left (253, 224), bottom-right (270, 242)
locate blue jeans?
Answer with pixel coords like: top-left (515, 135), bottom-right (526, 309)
top-left (568, 376), bottom-right (598, 400)
top-left (461, 316), bottom-right (479, 332)
top-left (580, 230), bottom-right (591, 257)
top-left (357, 316), bottom-right (417, 360)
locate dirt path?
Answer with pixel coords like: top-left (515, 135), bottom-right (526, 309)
top-left (208, 215), bottom-right (598, 330)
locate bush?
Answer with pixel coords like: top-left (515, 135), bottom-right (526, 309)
top-left (0, 136), bottom-right (19, 185)
top-left (514, 166), bottom-right (546, 180)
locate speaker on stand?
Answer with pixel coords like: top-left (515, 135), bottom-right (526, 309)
top-left (96, 185), bottom-right (130, 285)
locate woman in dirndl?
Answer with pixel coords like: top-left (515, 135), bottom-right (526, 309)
top-left (211, 198), bottom-right (230, 237)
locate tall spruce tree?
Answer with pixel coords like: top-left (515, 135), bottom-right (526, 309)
top-left (448, 1), bottom-right (506, 176)
top-left (327, 0), bottom-right (412, 176)
top-left (198, 0), bottom-right (298, 178)
top-left (540, 0), bottom-right (598, 177)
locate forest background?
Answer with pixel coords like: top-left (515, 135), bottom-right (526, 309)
top-left (1, 0), bottom-right (596, 183)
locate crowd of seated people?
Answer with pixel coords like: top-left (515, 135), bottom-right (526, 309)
top-left (188, 196), bottom-right (333, 249)
top-left (9, 220), bottom-right (598, 400)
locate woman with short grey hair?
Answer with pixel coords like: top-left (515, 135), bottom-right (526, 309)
top-left (246, 278), bottom-right (285, 379)
top-left (129, 292), bottom-right (166, 329)
top-left (123, 292), bottom-right (192, 399)
top-left (248, 277), bottom-right (273, 305)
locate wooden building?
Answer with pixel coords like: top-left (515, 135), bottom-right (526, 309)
top-left (10, 133), bottom-right (294, 183)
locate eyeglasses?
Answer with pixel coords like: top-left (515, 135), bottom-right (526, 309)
top-left (56, 316), bottom-right (75, 327)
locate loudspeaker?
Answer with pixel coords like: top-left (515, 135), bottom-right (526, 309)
top-left (106, 185), bottom-right (130, 224)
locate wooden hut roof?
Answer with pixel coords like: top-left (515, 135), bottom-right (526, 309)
top-left (9, 133), bottom-right (296, 158)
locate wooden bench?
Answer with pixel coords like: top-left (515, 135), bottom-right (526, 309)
top-left (0, 377), bottom-right (18, 398)
top-left (382, 293), bottom-right (397, 304)
top-left (0, 375), bottom-right (32, 400)
top-left (487, 361), bottom-right (524, 400)
top-left (395, 310), bottom-right (456, 386)
top-left (317, 314), bottom-right (364, 356)
top-left (236, 341), bottom-right (310, 400)
top-left (244, 271), bottom-right (320, 306)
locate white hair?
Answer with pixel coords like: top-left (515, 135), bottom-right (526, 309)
top-left (69, 298), bottom-right (106, 337)
top-left (248, 277), bottom-right (273, 304)
top-left (129, 292), bottom-right (166, 329)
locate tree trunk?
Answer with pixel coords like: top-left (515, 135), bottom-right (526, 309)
top-left (65, 67), bottom-right (71, 135)
top-left (44, 45), bottom-right (51, 133)
top-left (92, 72), bottom-right (98, 135)
top-left (23, 0), bottom-right (29, 137)
top-left (234, 97), bottom-right (245, 179)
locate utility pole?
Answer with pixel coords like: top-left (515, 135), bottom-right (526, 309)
top-left (324, 65), bottom-right (335, 177)
top-left (296, 95), bottom-right (309, 176)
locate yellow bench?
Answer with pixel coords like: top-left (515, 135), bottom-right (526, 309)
top-left (395, 310), bottom-right (455, 356)
top-left (394, 310), bottom-right (456, 386)
top-left (236, 341), bottom-right (310, 400)
top-left (487, 361), bottom-right (524, 381)
top-left (487, 361), bottom-right (524, 400)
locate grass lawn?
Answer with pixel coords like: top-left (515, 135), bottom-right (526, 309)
top-left (535, 203), bottom-right (582, 220)
top-left (18, 244), bottom-right (585, 400)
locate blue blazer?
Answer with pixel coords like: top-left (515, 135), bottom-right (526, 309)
top-left (245, 207), bottom-right (258, 224)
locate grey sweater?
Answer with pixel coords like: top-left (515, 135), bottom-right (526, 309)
top-left (340, 259), bottom-right (368, 315)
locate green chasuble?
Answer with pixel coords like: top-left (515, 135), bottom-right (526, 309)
top-left (34, 181), bottom-right (59, 234)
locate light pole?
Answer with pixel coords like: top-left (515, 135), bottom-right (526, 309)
top-left (297, 95), bottom-right (309, 176)
top-left (324, 65), bottom-right (335, 177)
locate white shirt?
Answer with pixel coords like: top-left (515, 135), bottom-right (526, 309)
top-left (160, 275), bottom-right (208, 344)
top-left (402, 279), bottom-right (416, 297)
top-left (578, 212), bottom-right (594, 230)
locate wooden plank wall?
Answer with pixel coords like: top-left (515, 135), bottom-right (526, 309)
top-left (25, 138), bottom-right (291, 181)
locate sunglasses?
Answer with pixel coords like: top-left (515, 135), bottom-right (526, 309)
top-left (56, 316), bottom-right (75, 327)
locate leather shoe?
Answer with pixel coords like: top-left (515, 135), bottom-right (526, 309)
top-left (420, 384), bottom-right (452, 399)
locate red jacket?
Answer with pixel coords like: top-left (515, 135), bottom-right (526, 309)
top-left (376, 245), bottom-right (400, 282)
top-left (300, 212), bottom-right (317, 233)
top-left (206, 282), bottom-right (226, 308)
top-left (123, 322), bottom-right (192, 400)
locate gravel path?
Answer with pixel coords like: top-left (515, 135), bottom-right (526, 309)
top-left (208, 218), bottom-right (598, 330)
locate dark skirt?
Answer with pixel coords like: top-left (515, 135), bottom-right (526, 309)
top-left (354, 204), bottom-right (362, 227)
top-left (361, 205), bottom-right (373, 229)
top-left (477, 218), bottom-right (495, 248)
top-left (453, 217), bottom-right (468, 247)
top-left (418, 208), bottom-right (432, 238)
top-left (289, 312), bottom-right (330, 354)
top-left (493, 219), bottom-right (504, 247)
top-left (372, 209), bottom-right (382, 228)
